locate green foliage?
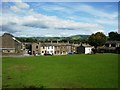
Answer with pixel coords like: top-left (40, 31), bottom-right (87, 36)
top-left (88, 32), bottom-right (107, 48)
top-left (16, 35), bottom-right (90, 43)
top-left (108, 32), bottom-right (120, 41)
top-left (2, 54), bottom-right (118, 88)
top-left (16, 37), bottom-right (38, 42)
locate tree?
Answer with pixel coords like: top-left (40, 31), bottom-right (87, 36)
top-left (88, 32), bottom-right (107, 52)
top-left (108, 32), bottom-right (120, 41)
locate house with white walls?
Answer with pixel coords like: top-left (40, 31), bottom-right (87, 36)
top-left (76, 44), bottom-right (94, 54)
top-left (46, 45), bottom-right (54, 55)
top-left (32, 41), bottom-right (93, 55)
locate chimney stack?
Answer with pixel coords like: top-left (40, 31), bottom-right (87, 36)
top-left (57, 40), bottom-right (59, 44)
top-left (51, 40), bottom-right (52, 43)
top-left (67, 41), bottom-right (69, 44)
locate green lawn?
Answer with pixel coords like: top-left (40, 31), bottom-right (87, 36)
top-left (2, 54), bottom-right (118, 88)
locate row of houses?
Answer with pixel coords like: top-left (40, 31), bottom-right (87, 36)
top-left (0, 33), bottom-right (120, 56)
top-left (0, 33), bottom-right (94, 56)
top-left (31, 42), bottom-right (94, 55)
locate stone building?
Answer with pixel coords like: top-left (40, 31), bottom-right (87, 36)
top-left (32, 41), bottom-right (79, 55)
top-left (97, 41), bottom-right (120, 53)
top-left (0, 33), bottom-right (24, 54)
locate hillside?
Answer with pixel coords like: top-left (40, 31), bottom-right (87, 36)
top-left (16, 35), bottom-right (90, 42)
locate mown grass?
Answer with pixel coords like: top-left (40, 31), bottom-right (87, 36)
top-left (2, 54), bottom-right (118, 88)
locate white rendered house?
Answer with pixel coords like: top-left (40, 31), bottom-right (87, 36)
top-left (46, 46), bottom-right (55, 55)
top-left (85, 46), bottom-right (93, 54)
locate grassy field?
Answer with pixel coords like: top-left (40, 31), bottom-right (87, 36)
top-left (2, 54), bottom-right (118, 88)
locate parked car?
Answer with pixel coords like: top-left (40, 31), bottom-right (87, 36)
top-left (44, 53), bottom-right (52, 56)
top-left (67, 52), bottom-right (73, 55)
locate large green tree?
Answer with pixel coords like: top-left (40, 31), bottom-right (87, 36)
top-left (88, 32), bottom-right (107, 48)
top-left (108, 32), bottom-right (120, 41)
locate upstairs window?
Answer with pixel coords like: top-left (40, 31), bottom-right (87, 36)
top-left (51, 46), bottom-right (53, 49)
top-left (43, 46), bottom-right (45, 49)
top-left (36, 46), bottom-right (38, 49)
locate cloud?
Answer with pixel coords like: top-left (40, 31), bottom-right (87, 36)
top-left (38, 3), bottom-right (118, 20)
top-left (42, 5), bottom-right (65, 11)
top-left (10, 2), bottom-right (30, 12)
top-left (72, 4), bottom-right (118, 20)
top-left (21, 13), bottom-right (103, 31)
top-left (2, 12), bottom-right (104, 37)
top-left (23, 21), bottom-right (49, 29)
top-left (10, 6), bottom-right (21, 12)
top-left (80, 4), bottom-right (117, 20)
top-left (36, 3), bottom-right (118, 29)
top-left (15, 2), bottom-right (30, 9)
top-left (2, 2), bottom-right (117, 37)
top-left (95, 19), bottom-right (118, 26)
top-left (2, 0), bottom-right (22, 2)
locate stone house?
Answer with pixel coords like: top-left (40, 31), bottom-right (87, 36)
top-left (0, 33), bottom-right (24, 54)
top-left (32, 41), bottom-right (79, 55)
top-left (97, 41), bottom-right (120, 53)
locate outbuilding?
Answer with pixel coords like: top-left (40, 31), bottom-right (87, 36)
top-left (76, 44), bottom-right (94, 54)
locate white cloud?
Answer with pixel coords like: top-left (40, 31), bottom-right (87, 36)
top-left (95, 19), bottom-right (118, 26)
top-left (10, 6), bottom-right (21, 12)
top-left (2, 0), bottom-right (22, 2)
top-left (42, 6), bottom-right (65, 11)
top-left (2, 11), bottom-right (104, 37)
top-left (40, 3), bottom-right (118, 20)
top-left (2, 2), bottom-right (117, 37)
top-left (15, 2), bottom-right (30, 9)
top-left (74, 4), bottom-right (118, 20)
top-left (10, 2), bottom-right (30, 12)
top-left (39, 3), bottom-right (118, 29)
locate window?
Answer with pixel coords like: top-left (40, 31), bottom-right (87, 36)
top-left (51, 46), bottom-right (53, 49)
top-left (42, 51), bottom-right (44, 53)
top-left (48, 46), bottom-right (49, 49)
top-left (105, 44), bottom-right (109, 47)
top-left (45, 50), bottom-right (47, 53)
top-left (43, 46), bottom-right (45, 49)
top-left (111, 44), bottom-right (116, 47)
top-left (36, 46), bottom-right (38, 49)
top-left (54, 51), bottom-right (56, 54)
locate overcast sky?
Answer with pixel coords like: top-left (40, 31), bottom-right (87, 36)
top-left (1, 1), bottom-right (118, 37)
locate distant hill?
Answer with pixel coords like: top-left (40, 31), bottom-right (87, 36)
top-left (16, 35), bottom-right (90, 42)
top-left (70, 35), bottom-right (90, 40)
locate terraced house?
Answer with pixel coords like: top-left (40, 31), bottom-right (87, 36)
top-left (32, 41), bottom-right (79, 55)
top-left (0, 33), bottom-right (94, 56)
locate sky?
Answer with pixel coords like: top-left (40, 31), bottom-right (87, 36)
top-left (1, 1), bottom-right (119, 37)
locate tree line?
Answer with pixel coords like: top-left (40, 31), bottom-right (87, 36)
top-left (16, 31), bottom-right (120, 45)
top-left (88, 31), bottom-right (120, 54)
